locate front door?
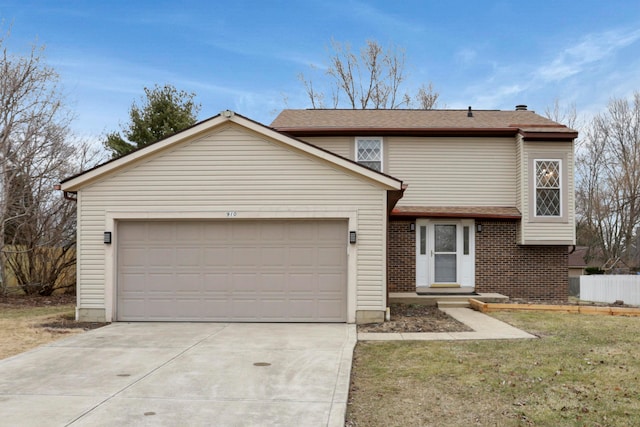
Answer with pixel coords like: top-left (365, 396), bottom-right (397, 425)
top-left (432, 224), bottom-right (457, 284)
top-left (416, 219), bottom-right (475, 289)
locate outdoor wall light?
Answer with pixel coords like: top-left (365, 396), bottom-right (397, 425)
top-left (349, 231), bottom-right (357, 244)
top-left (409, 223), bottom-right (416, 232)
top-left (476, 224), bottom-right (483, 233)
top-left (104, 232), bottom-right (112, 244)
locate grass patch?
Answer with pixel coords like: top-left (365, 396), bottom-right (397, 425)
top-left (0, 304), bottom-right (82, 360)
top-left (347, 311), bottom-right (640, 426)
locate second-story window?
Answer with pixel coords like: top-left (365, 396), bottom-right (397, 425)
top-left (535, 159), bottom-right (561, 217)
top-left (356, 137), bottom-right (383, 172)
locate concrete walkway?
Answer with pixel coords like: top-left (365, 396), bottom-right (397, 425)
top-left (358, 307), bottom-right (537, 341)
top-left (0, 323), bottom-right (356, 427)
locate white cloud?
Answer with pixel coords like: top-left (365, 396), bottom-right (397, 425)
top-left (535, 27), bottom-right (640, 83)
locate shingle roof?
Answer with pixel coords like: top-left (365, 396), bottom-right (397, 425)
top-left (271, 109), bottom-right (578, 140)
top-left (391, 206), bottom-right (522, 219)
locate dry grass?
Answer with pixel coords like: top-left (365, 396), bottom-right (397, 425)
top-left (346, 311), bottom-right (640, 426)
top-left (0, 304), bottom-right (85, 360)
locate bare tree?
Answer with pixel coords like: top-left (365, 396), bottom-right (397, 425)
top-left (299, 39), bottom-right (439, 110)
top-left (545, 99), bottom-right (580, 131)
top-left (414, 83), bottom-right (440, 110)
top-left (0, 31), bottom-right (97, 295)
top-left (576, 92), bottom-right (640, 271)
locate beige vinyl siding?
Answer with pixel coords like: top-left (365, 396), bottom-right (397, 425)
top-left (515, 135), bottom-right (524, 243)
top-left (520, 141), bottom-right (575, 244)
top-left (301, 136), bottom-right (352, 159)
top-left (516, 135), bottom-right (524, 213)
top-left (387, 137), bottom-right (517, 206)
top-left (76, 124), bottom-right (387, 312)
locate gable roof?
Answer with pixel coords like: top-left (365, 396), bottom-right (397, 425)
top-left (568, 246), bottom-right (588, 268)
top-left (60, 111), bottom-right (403, 192)
top-left (271, 108), bottom-right (578, 141)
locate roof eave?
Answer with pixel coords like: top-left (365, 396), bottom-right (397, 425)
top-left (519, 130), bottom-right (578, 141)
top-left (274, 127), bottom-right (519, 138)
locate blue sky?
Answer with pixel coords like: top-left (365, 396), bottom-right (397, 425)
top-left (2, 0), bottom-right (640, 141)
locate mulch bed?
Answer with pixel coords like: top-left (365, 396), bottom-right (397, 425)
top-left (357, 303), bottom-right (472, 333)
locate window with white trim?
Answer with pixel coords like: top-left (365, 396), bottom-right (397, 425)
top-left (356, 137), bottom-right (382, 172)
top-left (535, 159), bottom-right (561, 217)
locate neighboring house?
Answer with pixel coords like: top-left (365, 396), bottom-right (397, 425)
top-left (61, 106), bottom-right (577, 324)
top-left (568, 246), bottom-right (588, 277)
top-left (271, 106), bottom-right (577, 301)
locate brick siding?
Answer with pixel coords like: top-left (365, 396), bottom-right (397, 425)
top-left (387, 219), bottom-right (568, 301)
top-left (387, 220), bottom-right (416, 292)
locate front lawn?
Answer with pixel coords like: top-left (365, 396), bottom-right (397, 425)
top-left (346, 311), bottom-right (640, 426)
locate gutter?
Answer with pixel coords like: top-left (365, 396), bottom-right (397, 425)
top-left (54, 184), bottom-right (77, 202)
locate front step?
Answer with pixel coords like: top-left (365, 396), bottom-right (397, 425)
top-left (437, 300), bottom-right (470, 309)
top-left (389, 292), bottom-right (509, 306)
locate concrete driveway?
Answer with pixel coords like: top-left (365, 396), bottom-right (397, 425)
top-left (0, 323), bottom-right (356, 427)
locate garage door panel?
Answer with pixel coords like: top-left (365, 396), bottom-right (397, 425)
top-left (261, 247), bottom-right (285, 265)
top-left (318, 247), bottom-right (345, 266)
top-left (120, 248), bottom-right (147, 267)
top-left (260, 222), bottom-right (286, 239)
top-left (260, 273), bottom-right (287, 291)
top-left (148, 273), bottom-right (179, 291)
top-left (119, 223), bottom-right (145, 241)
top-left (117, 220), bottom-right (347, 322)
top-left (176, 248), bottom-right (200, 266)
top-left (317, 301), bottom-right (344, 319)
top-left (232, 247), bottom-right (259, 266)
top-left (233, 273), bottom-right (260, 291)
top-left (204, 248), bottom-right (230, 266)
top-left (174, 222), bottom-right (202, 241)
top-left (288, 247), bottom-right (315, 266)
top-left (318, 274), bottom-right (344, 292)
top-left (175, 273), bottom-right (202, 291)
top-left (203, 273), bottom-right (231, 290)
top-left (203, 222), bottom-right (229, 239)
top-left (148, 248), bottom-right (173, 266)
top-left (232, 223), bottom-right (259, 240)
top-left (148, 223), bottom-right (174, 240)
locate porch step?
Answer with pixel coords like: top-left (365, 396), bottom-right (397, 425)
top-left (389, 292), bottom-right (509, 307)
top-left (437, 300), bottom-right (470, 309)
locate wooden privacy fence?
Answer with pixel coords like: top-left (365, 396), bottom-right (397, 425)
top-left (580, 275), bottom-right (640, 306)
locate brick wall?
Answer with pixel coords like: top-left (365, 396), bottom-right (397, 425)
top-left (475, 220), bottom-right (568, 301)
top-left (387, 219), bottom-right (568, 301)
top-left (387, 220), bottom-right (415, 292)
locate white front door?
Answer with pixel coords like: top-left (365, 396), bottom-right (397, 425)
top-left (416, 219), bottom-right (475, 288)
top-left (432, 223), bottom-right (458, 284)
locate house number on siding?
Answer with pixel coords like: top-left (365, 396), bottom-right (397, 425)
top-left (226, 211), bottom-right (238, 217)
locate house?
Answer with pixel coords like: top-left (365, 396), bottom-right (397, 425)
top-left (271, 106), bottom-right (577, 302)
top-left (61, 106), bottom-right (577, 324)
top-left (568, 246), bottom-right (588, 277)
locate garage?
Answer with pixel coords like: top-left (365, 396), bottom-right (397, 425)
top-left (117, 219), bottom-right (348, 322)
top-left (61, 112), bottom-right (403, 323)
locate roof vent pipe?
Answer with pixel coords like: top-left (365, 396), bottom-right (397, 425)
top-left (515, 104), bottom-right (528, 111)
top-left (467, 106), bottom-right (473, 117)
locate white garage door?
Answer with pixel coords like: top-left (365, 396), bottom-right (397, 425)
top-left (117, 220), bottom-right (348, 322)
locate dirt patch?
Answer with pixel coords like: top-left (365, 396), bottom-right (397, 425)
top-left (39, 312), bottom-right (109, 331)
top-left (357, 303), bottom-right (472, 333)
